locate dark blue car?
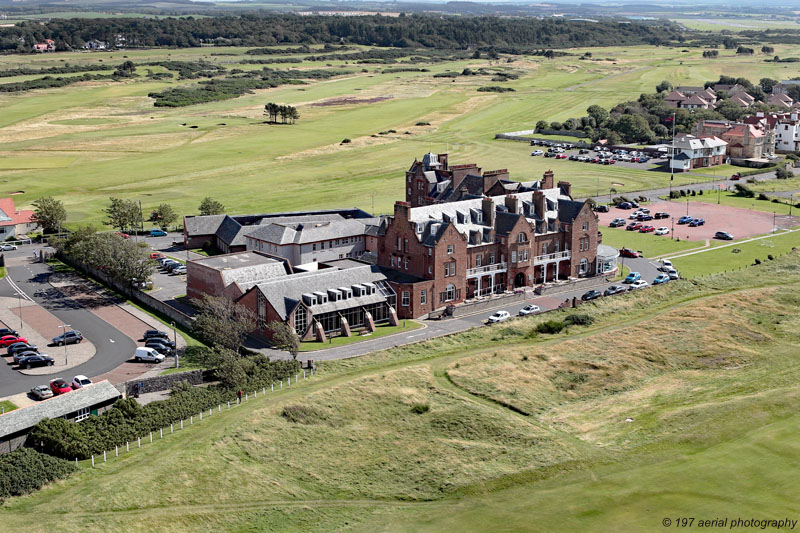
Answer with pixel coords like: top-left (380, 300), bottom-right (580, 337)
top-left (688, 218), bottom-right (705, 227)
top-left (677, 216), bottom-right (693, 224)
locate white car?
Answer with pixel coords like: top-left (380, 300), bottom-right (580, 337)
top-left (628, 280), bottom-right (649, 291)
top-left (659, 260), bottom-right (674, 272)
top-left (531, 150), bottom-right (544, 156)
top-left (72, 375), bottom-right (92, 389)
top-left (0, 244), bottom-right (17, 251)
top-left (171, 265), bottom-right (187, 275)
top-left (667, 268), bottom-right (679, 280)
top-left (134, 346), bottom-right (165, 363)
top-left (654, 227), bottom-right (669, 235)
top-left (518, 304), bottom-right (541, 316)
top-left (487, 310), bottom-right (511, 324)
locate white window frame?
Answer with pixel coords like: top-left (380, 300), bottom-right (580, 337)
top-left (401, 291), bottom-right (410, 306)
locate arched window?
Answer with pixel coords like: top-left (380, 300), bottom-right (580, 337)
top-left (446, 283), bottom-right (456, 301)
top-left (518, 233), bottom-right (527, 243)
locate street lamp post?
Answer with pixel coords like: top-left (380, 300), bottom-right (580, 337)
top-left (773, 211), bottom-right (776, 234)
top-left (671, 217), bottom-right (675, 240)
top-left (686, 198), bottom-right (689, 216)
top-left (17, 292), bottom-right (22, 330)
top-left (58, 324), bottom-right (71, 366)
top-left (172, 321), bottom-right (178, 369)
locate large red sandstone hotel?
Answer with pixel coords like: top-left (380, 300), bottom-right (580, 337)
top-left (377, 154), bottom-right (615, 319)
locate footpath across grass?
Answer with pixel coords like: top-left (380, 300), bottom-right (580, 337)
top-left (299, 321), bottom-right (424, 352)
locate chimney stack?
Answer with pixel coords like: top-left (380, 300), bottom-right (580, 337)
top-left (394, 201), bottom-right (411, 222)
top-left (541, 170), bottom-right (555, 190)
top-left (482, 197), bottom-right (495, 227)
top-left (504, 195), bottom-right (519, 214)
top-left (557, 181), bottom-right (572, 198)
top-left (533, 191), bottom-right (546, 218)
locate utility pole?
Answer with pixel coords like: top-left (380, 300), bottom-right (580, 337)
top-left (172, 321), bottom-right (178, 368)
top-left (58, 323), bottom-right (71, 366)
top-left (17, 292), bottom-right (22, 330)
top-left (669, 111), bottom-right (675, 198)
top-left (671, 217), bottom-right (675, 240)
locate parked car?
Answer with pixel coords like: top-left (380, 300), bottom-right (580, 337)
top-left (602, 158), bottom-right (616, 165)
top-left (72, 375), bottom-right (93, 389)
top-left (688, 218), bottom-right (705, 227)
top-left (639, 225), bottom-right (655, 233)
top-left (628, 280), bottom-right (649, 291)
top-left (0, 243), bottom-right (17, 251)
top-left (13, 350), bottom-right (41, 364)
top-left (150, 229), bottom-right (168, 237)
top-left (49, 378), bottom-right (72, 395)
top-left (555, 154), bottom-right (567, 159)
top-left (143, 329), bottom-right (169, 340)
top-left (8, 342), bottom-right (37, 356)
top-left (604, 285), bottom-right (627, 296)
top-left (0, 335), bottom-right (27, 348)
top-left (165, 262), bottom-right (183, 273)
top-left (134, 346), bottom-right (166, 363)
top-left (654, 227), bottom-right (670, 235)
top-left (714, 231), bottom-right (734, 240)
top-left (654, 212), bottom-right (670, 219)
top-left (518, 305), bottom-right (541, 316)
top-left (653, 274), bottom-right (670, 285)
top-left (18, 354), bottom-right (54, 369)
top-left (146, 341), bottom-right (174, 356)
top-left (617, 202), bottom-right (633, 210)
top-left (531, 150), bottom-right (543, 156)
top-left (626, 223), bottom-right (642, 231)
top-left (629, 200), bottom-right (640, 208)
top-left (667, 268), bottom-right (680, 280)
top-left (581, 289), bottom-right (603, 301)
top-left (624, 272), bottom-right (641, 283)
top-left (677, 215), bottom-right (693, 224)
top-left (52, 330), bottom-right (82, 346)
top-left (114, 232), bottom-right (130, 239)
top-left (544, 151), bottom-right (556, 158)
top-left (636, 214), bottom-right (654, 221)
top-left (0, 328), bottom-right (19, 338)
top-left (579, 149), bottom-right (590, 154)
top-left (609, 218), bottom-right (626, 228)
top-left (487, 310), bottom-right (511, 324)
top-left (731, 173), bottom-right (741, 181)
top-left (659, 260), bottom-right (674, 272)
top-left (150, 252), bottom-right (165, 260)
top-left (30, 385), bottom-right (54, 400)
top-left (619, 248), bottom-right (639, 258)
top-left (171, 265), bottom-right (187, 275)
top-left (629, 212), bottom-right (642, 220)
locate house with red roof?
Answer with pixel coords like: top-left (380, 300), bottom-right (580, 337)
top-left (0, 198), bottom-right (37, 241)
top-left (32, 39), bottom-right (55, 53)
top-left (696, 120), bottom-right (775, 160)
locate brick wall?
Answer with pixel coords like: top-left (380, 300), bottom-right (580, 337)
top-left (567, 204), bottom-right (599, 277)
top-left (186, 261), bottom-right (224, 300)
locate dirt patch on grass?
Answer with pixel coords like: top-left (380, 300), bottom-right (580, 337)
top-left (311, 96), bottom-right (393, 106)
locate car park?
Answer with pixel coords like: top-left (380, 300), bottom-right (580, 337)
top-left (639, 225), bottom-right (655, 233)
top-left (143, 329), bottom-right (169, 340)
top-left (637, 214), bottom-right (653, 221)
top-left (628, 280), bottom-right (649, 291)
top-left (50, 378), bottom-right (72, 395)
top-left (653, 274), bottom-right (670, 285)
top-left (617, 202), bottom-right (633, 210)
top-left (52, 330), bottom-right (82, 346)
top-left (30, 385), bottom-right (54, 401)
top-left (518, 304), bottom-right (541, 316)
top-left (134, 346), bottom-right (166, 363)
top-left (714, 231), bottom-right (734, 240)
top-left (609, 218), bottom-right (626, 228)
top-left (13, 350), bottom-right (41, 364)
top-left (18, 354), bottom-right (54, 369)
top-left (487, 310), bottom-right (510, 324)
top-left (619, 248), bottom-right (639, 258)
top-left (677, 216), bottom-right (693, 224)
top-left (150, 229), bottom-right (168, 237)
top-left (0, 335), bottom-right (27, 348)
top-left (626, 222), bottom-right (642, 231)
top-left (581, 289), bottom-right (603, 301)
top-left (604, 285), bottom-right (627, 296)
top-left (555, 154), bottom-right (567, 159)
top-left (531, 150), bottom-right (543, 156)
top-left (654, 227), bottom-right (669, 235)
top-left (654, 212), bottom-right (670, 219)
top-left (8, 342), bottom-right (37, 356)
top-left (0, 243), bottom-right (17, 251)
top-left (688, 218), bottom-right (705, 227)
top-left (72, 375), bottom-right (93, 389)
top-left (624, 272), bottom-right (641, 283)
top-left (667, 269), bottom-right (679, 280)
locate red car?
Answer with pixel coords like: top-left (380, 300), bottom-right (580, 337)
top-left (115, 232), bottom-right (130, 239)
top-left (619, 248), bottom-right (639, 258)
top-left (626, 222), bottom-right (642, 231)
top-left (150, 252), bottom-right (165, 260)
top-left (0, 335), bottom-right (27, 348)
top-left (555, 153), bottom-right (567, 159)
top-left (639, 225), bottom-right (655, 233)
top-left (50, 378), bottom-right (72, 396)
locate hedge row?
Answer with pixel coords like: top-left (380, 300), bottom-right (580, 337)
top-left (0, 448), bottom-right (76, 500)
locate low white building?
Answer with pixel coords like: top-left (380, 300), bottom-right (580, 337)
top-left (669, 135), bottom-right (728, 172)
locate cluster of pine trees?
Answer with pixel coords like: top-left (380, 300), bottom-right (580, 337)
top-left (264, 103), bottom-right (299, 124)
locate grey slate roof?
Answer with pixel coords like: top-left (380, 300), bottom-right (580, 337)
top-left (216, 216), bottom-right (249, 247)
top-left (495, 211), bottom-right (522, 236)
top-left (245, 219), bottom-right (372, 245)
top-left (254, 265), bottom-right (390, 319)
top-left (0, 380), bottom-right (120, 439)
top-left (184, 215), bottom-right (226, 238)
top-left (557, 199), bottom-right (585, 223)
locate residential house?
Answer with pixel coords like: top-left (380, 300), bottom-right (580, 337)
top-left (726, 90), bottom-right (755, 108)
top-left (767, 93), bottom-right (794, 109)
top-left (379, 170), bottom-right (610, 319)
top-left (0, 197), bottom-right (37, 240)
top-left (772, 112), bottom-right (800, 152)
top-left (32, 39), bottom-right (55, 52)
top-left (772, 80), bottom-right (800, 96)
top-left (713, 83), bottom-right (747, 95)
top-left (0, 381), bottom-right (120, 454)
top-left (186, 251), bottom-right (291, 301)
top-left (84, 39), bottom-right (107, 50)
top-left (664, 89), bottom-right (716, 110)
top-left (669, 134), bottom-right (728, 171)
top-left (237, 263), bottom-right (398, 342)
top-left (695, 120), bottom-right (774, 160)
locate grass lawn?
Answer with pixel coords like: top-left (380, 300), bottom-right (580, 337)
top-left (299, 320), bottom-right (424, 352)
top-left (600, 226), bottom-right (698, 258)
top-left (2, 252), bottom-right (799, 531)
top-left (0, 400), bottom-right (17, 413)
top-left (0, 266), bottom-right (5, 279)
top-left (667, 229), bottom-right (800, 278)
top-left (747, 176), bottom-right (800, 193)
top-left (680, 191), bottom-right (800, 216)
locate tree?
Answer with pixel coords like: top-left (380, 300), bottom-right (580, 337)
top-left (192, 295), bottom-right (256, 352)
top-left (198, 197), bottom-right (224, 216)
top-left (586, 104), bottom-right (609, 125)
top-left (655, 80), bottom-right (672, 93)
top-left (149, 203), bottom-right (178, 230)
top-left (615, 114), bottom-right (655, 143)
top-left (471, 50), bottom-right (481, 59)
top-left (104, 197), bottom-right (139, 232)
top-left (716, 100), bottom-right (746, 121)
top-left (760, 77), bottom-right (778, 93)
top-left (776, 167), bottom-right (792, 179)
top-left (535, 120), bottom-right (548, 132)
top-left (31, 196), bottom-right (66, 234)
top-left (761, 46), bottom-right (775, 54)
top-left (267, 320), bottom-right (300, 359)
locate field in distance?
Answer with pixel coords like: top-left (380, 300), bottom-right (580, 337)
top-left (2, 44), bottom-right (800, 226)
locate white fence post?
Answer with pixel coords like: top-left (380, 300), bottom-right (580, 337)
top-left (115, 445), bottom-right (118, 457)
top-left (75, 458), bottom-right (78, 466)
top-left (210, 408), bottom-right (212, 416)
top-left (263, 387), bottom-right (266, 395)
top-left (138, 437), bottom-right (141, 448)
top-left (150, 432), bottom-right (153, 443)
top-left (160, 428), bottom-right (163, 439)
top-left (218, 404), bottom-right (222, 412)
top-left (303, 370), bottom-right (306, 379)
top-left (227, 401), bottom-right (230, 408)
top-left (126, 441), bottom-right (129, 452)
top-left (271, 383), bottom-right (274, 392)
top-left (280, 381), bottom-right (282, 389)
top-left (245, 393), bottom-right (248, 402)
top-left (181, 419), bottom-right (184, 429)
top-left (103, 450), bottom-right (106, 462)
top-left (171, 423), bottom-right (174, 433)
top-left (91, 455), bottom-right (94, 467)
top-left (190, 415), bottom-right (193, 425)
top-left (296, 374), bottom-right (298, 384)
top-left (254, 389), bottom-right (257, 398)
top-left (199, 411), bottom-right (203, 421)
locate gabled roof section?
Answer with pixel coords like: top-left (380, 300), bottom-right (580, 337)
top-left (557, 199), bottom-right (585, 223)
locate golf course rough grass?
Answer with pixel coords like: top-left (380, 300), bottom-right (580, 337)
top-left (2, 251), bottom-right (800, 532)
top-left (3, 43), bottom-right (800, 228)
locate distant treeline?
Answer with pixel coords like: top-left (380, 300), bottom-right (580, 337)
top-left (0, 63), bottom-right (115, 77)
top-left (0, 14), bottom-right (683, 53)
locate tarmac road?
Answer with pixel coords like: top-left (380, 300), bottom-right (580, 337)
top-left (0, 257), bottom-right (136, 398)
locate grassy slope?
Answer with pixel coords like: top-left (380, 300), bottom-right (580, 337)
top-left (2, 44), bottom-right (800, 226)
top-left (2, 251), bottom-right (799, 532)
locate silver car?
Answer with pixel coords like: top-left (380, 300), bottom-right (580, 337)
top-left (30, 385), bottom-right (53, 400)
